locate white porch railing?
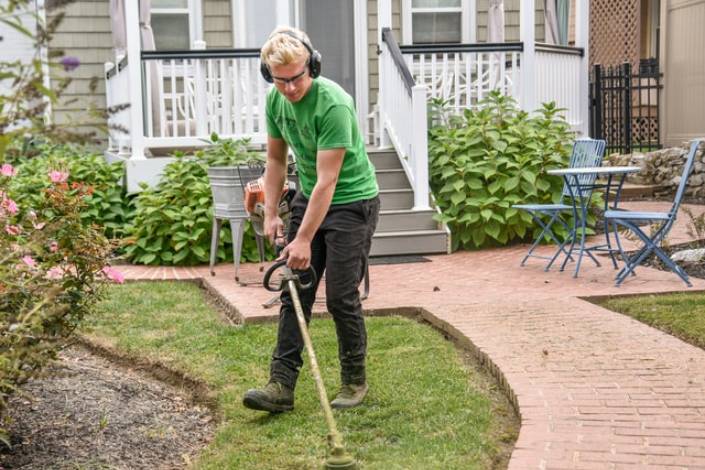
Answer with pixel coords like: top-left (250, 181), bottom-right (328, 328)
top-left (535, 43), bottom-right (584, 129)
top-left (378, 28), bottom-right (430, 210)
top-left (105, 55), bottom-right (131, 154)
top-left (401, 43), bottom-right (523, 113)
top-left (140, 43), bottom-right (270, 149)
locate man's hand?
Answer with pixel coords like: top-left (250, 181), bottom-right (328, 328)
top-left (264, 214), bottom-right (286, 246)
top-left (279, 236), bottom-right (311, 270)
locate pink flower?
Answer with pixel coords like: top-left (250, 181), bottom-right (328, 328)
top-left (1, 164), bottom-right (16, 177)
top-left (47, 266), bottom-right (64, 280)
top-left (49, 170), bottom-right (69, 183)
top-left (49, 241), bottom-right (59, 252)
top-left (5, 225), bottom-right (21, 236)
top-left (5, 199), bottom-right (18, 215)
top-left (32, 221), bottom-right (46, 230)
top-left (101, 266), bottom-right (125, 284)
top-left (21, 256), bottom-right (37, 268)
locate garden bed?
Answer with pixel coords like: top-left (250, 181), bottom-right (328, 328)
top-left (1, 346), bottom-right (214, 469)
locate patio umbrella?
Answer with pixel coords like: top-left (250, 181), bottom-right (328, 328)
top-left (109, 0), bottom-right (126, 56)
top-left (139, 0), bottom-right (162, 136)
top-left (544, 0), bottom-right (560, 45)
top-left (557, 0), bottom-right (570, 45)
top-left (487, 0), bottom-right (505, 90)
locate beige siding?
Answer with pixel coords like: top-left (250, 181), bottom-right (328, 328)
top-left (367, 0), bottom-right (402, 107)
top-left (204, 0), bottom-right (232, 47)
top-left (662, 0), bottom-right (705, 145)
top-left (48, 0), bottom-right (112, 130)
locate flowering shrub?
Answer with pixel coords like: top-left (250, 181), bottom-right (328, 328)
top-left (0, 164), bottom-right (120, 446)
top-left (6, 143), bottom-right (131, 239)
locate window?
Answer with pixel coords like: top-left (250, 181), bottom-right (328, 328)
top-left (233, 0), bottom-right (298, 47)
top-left (404, 0), bottom-right (472, 44)
top-left (151, 0), bottom-right (197, 50)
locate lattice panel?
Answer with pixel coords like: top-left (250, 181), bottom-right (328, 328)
top-left (632, 107), bottom-right (660, 146)
top-left (590, 0), bottom-right (641, 67)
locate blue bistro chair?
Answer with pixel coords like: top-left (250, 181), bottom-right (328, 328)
top-left (605, 138), bottom-right (703, 287)
top-left (513, 138), bottom-right (607, 270)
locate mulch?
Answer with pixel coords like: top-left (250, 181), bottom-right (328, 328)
top-left (0, 346), bottom-right (215, 470)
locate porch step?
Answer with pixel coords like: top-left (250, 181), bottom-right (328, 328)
top-left (375, 168), bottom-right (410, 190)
top-left (379, 188), bottom-right (415, 210)
top-left (368, 149), bottom-right (403, 170)
top-left (370, 229), bottom-right (449, 256)
top-left (377, 209), bottom-right (440, 232)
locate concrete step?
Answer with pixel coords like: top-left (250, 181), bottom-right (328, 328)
top-left (379, 188), bottom-right (414, 210)
top-left (375, 168), bottom-right (410, 190)
top-left (377, 209), bottom-right (440, 232)
top-left (371, 229), bottom-right (449, 256)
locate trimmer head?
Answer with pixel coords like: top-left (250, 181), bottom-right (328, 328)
top-left (323, 453), bottom-right (358, 469)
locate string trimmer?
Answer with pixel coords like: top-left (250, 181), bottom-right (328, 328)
top-left (263, 259), bottom-right (359, 470)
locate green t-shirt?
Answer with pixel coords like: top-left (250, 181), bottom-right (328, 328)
top-left (265, 77), bottom-right (379, 205)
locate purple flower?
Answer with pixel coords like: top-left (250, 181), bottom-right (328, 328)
top-left (60, 56), bottom-right (80, 72)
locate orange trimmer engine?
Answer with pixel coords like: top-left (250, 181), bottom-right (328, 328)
top-left (244, 177), bottom-right (293, 237)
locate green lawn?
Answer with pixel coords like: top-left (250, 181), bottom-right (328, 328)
top-left (596, 292), bottom-right (705, 349)
top-left (85, 282), bottom-right (518, 469)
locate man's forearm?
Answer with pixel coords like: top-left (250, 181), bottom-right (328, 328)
top-left (263, 159), bottom-right (287, 216)
top-left (295, 179), bottom-right (336, 243)
top-left (264, 137), bottom-right (288, 216)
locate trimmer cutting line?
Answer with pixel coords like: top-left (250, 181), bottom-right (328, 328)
top-left (263, 259), bottom-right (359, 470)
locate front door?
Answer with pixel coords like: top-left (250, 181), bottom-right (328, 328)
top-left (299, 0), bottom-right (356, 98)
top-left (233, 0), bottom-right (356, 100)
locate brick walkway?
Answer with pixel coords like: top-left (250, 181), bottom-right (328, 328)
top-left (120, 201), bottom-right (705, 469)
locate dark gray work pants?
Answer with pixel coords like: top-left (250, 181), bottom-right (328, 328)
top-left (269, 193), bottom-right (380, 389)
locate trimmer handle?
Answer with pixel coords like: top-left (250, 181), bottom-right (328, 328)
top-left (263, 259), bottom-right (317, 292)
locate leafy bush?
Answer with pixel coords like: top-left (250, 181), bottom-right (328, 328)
top-left (6, 143), bottom-right (131, 239)
top-left (1, 164), bottom-right (117, 446)
top-left (428, 92), bottom-right (600, 250)
top-left (124, 135), bottom-right (271, 265)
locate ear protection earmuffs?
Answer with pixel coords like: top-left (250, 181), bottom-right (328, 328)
top-left (260, 30), bottom-right (322, 83)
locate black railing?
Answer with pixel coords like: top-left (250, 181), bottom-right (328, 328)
top-left (535, 42), bottom-right (584, 56)
top-left (141, 48), bottom-right (261, 61)
top-left (589, 60), bottom-right (662, 154)
top-left (381, 27), bottom-right (416, 95)
top-left (399, 42), bottom-right (524, 54)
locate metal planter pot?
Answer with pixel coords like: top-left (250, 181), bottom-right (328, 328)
top-left (207, 165), bottom-right (263, 219)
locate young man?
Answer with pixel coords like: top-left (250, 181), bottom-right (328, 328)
top-left (242, 27), bottom-right (380, 413)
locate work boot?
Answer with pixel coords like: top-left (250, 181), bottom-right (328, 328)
top-left (242, 381), bottom-right (294, 413)
top-left (330, 383), bottom-right (368, 409)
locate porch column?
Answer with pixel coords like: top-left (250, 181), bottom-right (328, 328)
top-left (519, 0), bottom-right (536, 113)
top-left (124, 0), bottom-right (145, 159)
top-left (575, 0), bottom-right (590, 136)
top-left (377, 0), bottom-right (392, 148)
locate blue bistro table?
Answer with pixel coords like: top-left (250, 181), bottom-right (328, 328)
top-left (546, 166), bottom-right (641, 277)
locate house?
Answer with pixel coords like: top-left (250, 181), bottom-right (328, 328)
top-left (2, 0), bottom-right (592, 256)
top-left (589, 0), bottom-right (705, 147)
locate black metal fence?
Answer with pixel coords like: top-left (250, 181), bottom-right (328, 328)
top-left (589, 59), bottom-right (662, 155)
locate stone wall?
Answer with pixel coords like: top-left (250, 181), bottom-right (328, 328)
top-left (605, 141), bottom-right (705, 197)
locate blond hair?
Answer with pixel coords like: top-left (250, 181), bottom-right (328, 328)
top-left (260, 26), bottom-right (311, 67)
